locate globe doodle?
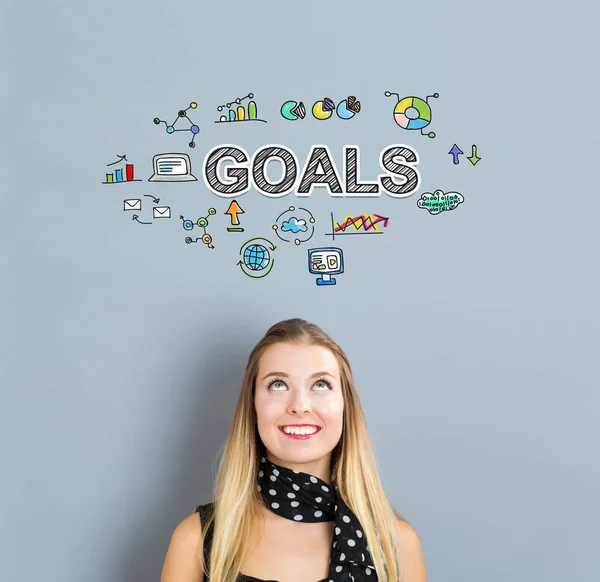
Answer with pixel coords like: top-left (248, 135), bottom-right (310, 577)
top-left (238, 237), bottom-right (277, 278)
top-left (243, 244), bottom-right (270, 271)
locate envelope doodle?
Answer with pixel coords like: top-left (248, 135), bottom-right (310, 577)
top-left (123, 199), bottom-right (141, 211)
top-left (153, 206), bottom-right (171, 219)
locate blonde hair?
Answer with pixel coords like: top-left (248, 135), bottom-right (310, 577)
top-left (200, 318), bottom-right (406, 582)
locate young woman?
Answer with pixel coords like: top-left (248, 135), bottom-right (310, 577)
top-left (161, 318), bottom-right (426, 582)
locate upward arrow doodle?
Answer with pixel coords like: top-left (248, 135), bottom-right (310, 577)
top-left (225, 200), bottom-right (245, 232)
top-left (448, 144), bottom-right (463, 164)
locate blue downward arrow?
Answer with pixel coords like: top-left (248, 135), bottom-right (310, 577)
top-left (449, 144), bottom-right (463, 164)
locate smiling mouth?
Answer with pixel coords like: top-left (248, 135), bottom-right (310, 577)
top-left (278, 426), bottom-right (321, 437)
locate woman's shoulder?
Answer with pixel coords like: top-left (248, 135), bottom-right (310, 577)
top-left (160, 510), bottom-right (205, 581)
top-left (195, 501), bottom-right (215, 519)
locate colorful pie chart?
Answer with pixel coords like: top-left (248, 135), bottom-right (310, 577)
top-left (281, 100), bottom-right (306, 121)
top-left (336, 96), bottom-right (361, 119)
top-left (393, 96), bottom-right (432, 130)
top-left (312, 97), bottom-right (335, 120)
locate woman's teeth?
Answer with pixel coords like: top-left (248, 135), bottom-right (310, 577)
top-left (281, 426), bottom-right (319, 435)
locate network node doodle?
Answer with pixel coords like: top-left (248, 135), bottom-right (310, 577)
top-left (153, 102), bottom-right (200, 148)
top-left (215, 93), bottom-right (267, 123)
top-left (272, 206), bottom-right (315, 245)
top-left (181, 207), bottom-right (217, 248)
top-left (384, 91), bottom-right (439, 138)
top-left (237, 238), bottom-right (277, 279)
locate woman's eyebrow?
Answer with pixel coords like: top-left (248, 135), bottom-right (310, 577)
top-left (260, 371), bottom-right (336, 381)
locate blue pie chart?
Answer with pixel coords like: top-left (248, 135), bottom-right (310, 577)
top-left (336, 96), bottom-right (361, 120)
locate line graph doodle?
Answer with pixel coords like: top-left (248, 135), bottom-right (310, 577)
top-left (215, 93), bottom-right (267, 123)
top-left (107, 154), bottom-right (127, 166)
top-left (325, 213), bottom-right (390, 240)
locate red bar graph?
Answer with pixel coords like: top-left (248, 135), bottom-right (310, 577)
top-left (126, 164), bottom-right (134, 181)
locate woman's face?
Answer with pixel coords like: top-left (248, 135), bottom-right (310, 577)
top-left (254, 342), bottom-right (345, 482)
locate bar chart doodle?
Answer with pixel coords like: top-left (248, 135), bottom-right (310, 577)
top-left (384, 91), bottom-right (439, 138)
top-left (181, 208), bottom-right (216, 249)
top-left (215, 93), bottom-right (267, 124)
top-left (102, 155), bottom-right (142, 184)
top-left (153, 102), bottom-right (200, 148)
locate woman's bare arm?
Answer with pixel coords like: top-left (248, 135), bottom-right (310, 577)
top-left (161, 513), bottom-right (204, 582)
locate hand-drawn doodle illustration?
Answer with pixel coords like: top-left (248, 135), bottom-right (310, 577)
top-left (417, 189), bottom-right (464, 215)
top-left (325, 212), bottom-right (389, 240)
top-left (449, 144), bottom-right (482, 165)
top-left (144, 194), bottom-right (160, 204)
top-left (449, 144), bottom-right (463, 164)
top-left (153, 206), bottom-right (171, 219)
top-left (336, 96), bottom-right (361, 119)
top-left (272, 206), bottom-right (315, 245)
top-left (153, 102), bottom-right (200, 148)
top-left (281, 100), bottom-right (306, 120)
top-left (384, 91), bottom-right (439, 138)
top-left (468, 145), bottom-right (482, 165)
top-left (132, 214), bottom-right (151, 225)
top-left (123, 199), bottom-right (142, 211)
top-left (307, 247), bottom-right (344, 286)
top-left (312, 97), bottom-right (336, 120)
top-left (181, 208), bottom-right (216, 248)
top-left (284, 97), bottom-right (360, 121)
top-left (238, 238), bottom-right (277, 278)
top-left (107, 154), bottom-right (127, 167)
top-left (215, 93), bottom-right (266, 123)
top-left (225, 200), bottom-right (245, 232)
top-left (148, 153), bottom-right (197, 182)
top-left (185, 235), bottom-right (214, 248)
top-left (103, 154), bottom-right (141, 184)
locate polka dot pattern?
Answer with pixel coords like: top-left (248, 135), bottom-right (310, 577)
top-left (257, 456), bottom-right (377, 581)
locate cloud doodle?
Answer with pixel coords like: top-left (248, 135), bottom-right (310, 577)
top-left (282, 217), bottom-right (308, 233)
top-left (417, 189), bottom-right (464, 215)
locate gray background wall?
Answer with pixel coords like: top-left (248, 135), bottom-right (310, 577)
top-left (2, 1), bottom-right (599, 580)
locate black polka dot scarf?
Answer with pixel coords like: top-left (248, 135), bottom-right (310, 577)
top-left (257, 456), bottom-right (377, 581)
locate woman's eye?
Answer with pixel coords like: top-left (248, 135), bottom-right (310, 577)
top-left (314, 381), bottom-right (330, 390)
top-left (270, 381), bottom-right (286, 390)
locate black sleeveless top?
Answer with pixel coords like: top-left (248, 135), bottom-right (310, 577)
top-left (195, 502), bottom-right (328, 582)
